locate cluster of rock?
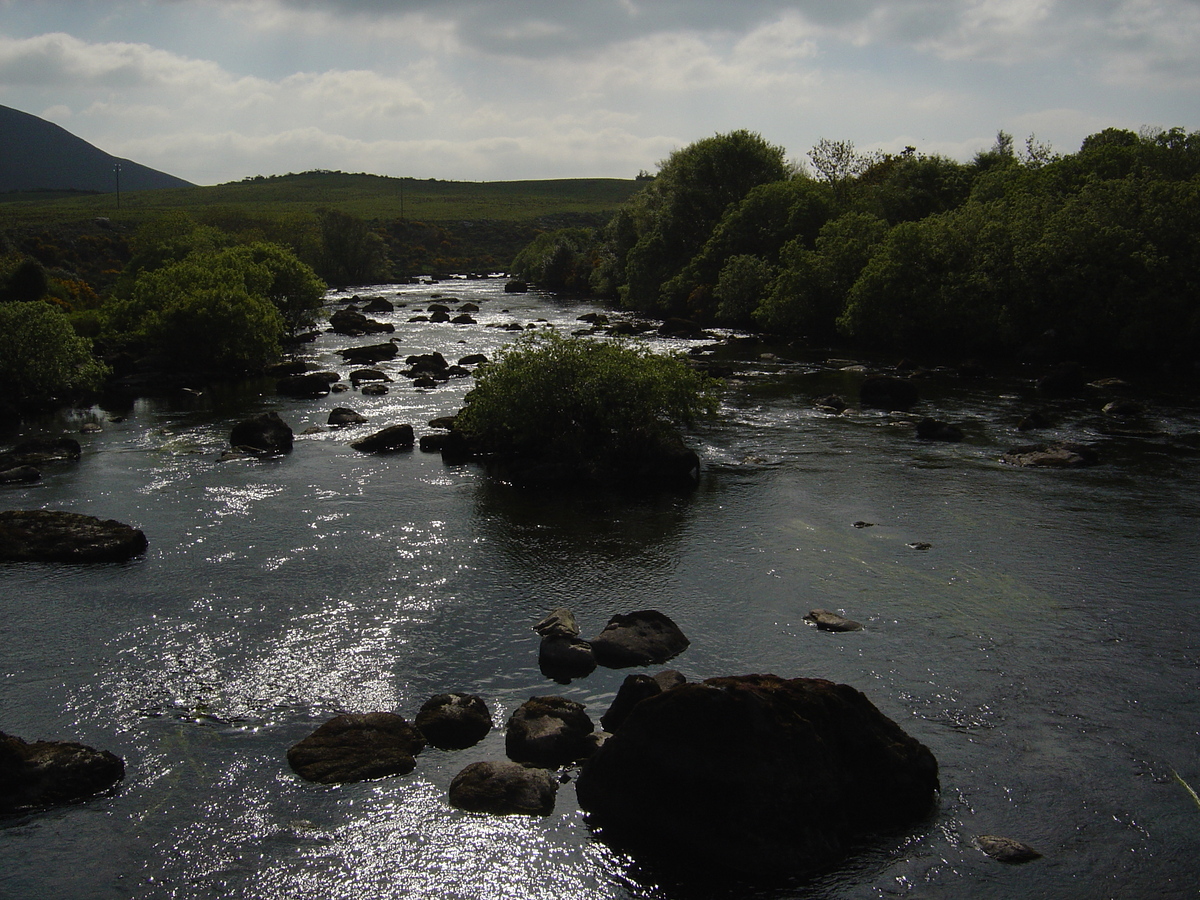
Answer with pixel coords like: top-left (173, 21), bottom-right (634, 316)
top-left (0, 436), bottom-right (82, 485)
top-left (535, 607), bottom-right (690, 682)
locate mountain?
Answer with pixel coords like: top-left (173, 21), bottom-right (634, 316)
top-left (0, 104), bottom-right (193, 193)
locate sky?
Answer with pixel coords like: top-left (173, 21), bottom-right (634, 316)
top-left (0, 0), bottom-right (1197, 185)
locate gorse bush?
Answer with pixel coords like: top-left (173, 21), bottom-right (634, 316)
top-left (455, 331), bottom-right (719, 472)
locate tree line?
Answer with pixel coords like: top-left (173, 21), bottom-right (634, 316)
top-left (512, 127), bottom-right (1200, 370)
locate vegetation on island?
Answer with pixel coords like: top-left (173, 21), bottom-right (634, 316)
top-left (512, 127), bottom-right (1200, 370)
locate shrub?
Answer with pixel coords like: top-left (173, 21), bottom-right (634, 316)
top-left (0, 301), bottom-right (109, 407)
top-left (455, 331), bottom-right (719, 477)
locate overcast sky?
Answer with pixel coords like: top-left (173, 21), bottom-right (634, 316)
top-left (1, 0), bottom-right (1197, 185)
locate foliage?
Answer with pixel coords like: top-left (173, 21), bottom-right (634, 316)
top-left (0, 257), bottom-right (49, 303)
top-left (713, 254), bottom-right (776, 327)
top-left (510, 227), bottom-right (596, 292)
top-left (0, 301), bottom-right (108, 406)
top-left (225, 242), bottom-right (326, 334)
top-left (456, 331), bottom-right (719, 474)
top-left (316, 208), bottom-right (390, 285)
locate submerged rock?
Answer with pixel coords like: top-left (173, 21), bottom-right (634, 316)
top-left (0, 509), bottom-right (147, 563)
top-left (975, 834), bottom-right (1042, 863)
top-left (448, 761), bottom-right (557, 815)
top-left (287, 712), bottom-right (425, 784)
top-left (916, 418), bottom-right (964, 442)
top-left (589, 610), bottom-right (689, 668)
top-left (1001, 442), bottom-right (1099, 468)
top-left (0, 437), bottom-right (81, 468)
top-left (414, 693), bottom-right (492, 750)
top-left (804, 609), bottom-right (863, 632)
top-left (575, 674), bottom-right (939, 879)
top-left (0, 731), bottom-right (125, 812)
top-left (0, 465), bottom-right (40, 485)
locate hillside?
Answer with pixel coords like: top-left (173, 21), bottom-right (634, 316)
top-left (0, 104), bottom-right (193, 193)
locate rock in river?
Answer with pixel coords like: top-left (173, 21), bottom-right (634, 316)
top-left (805, 609), bottom-right (863, 632)
top-left (414, 693), bottom-right (492, 750)
top-left (448, 761), bottom-right (557, 815)
top-left (505, 696), bottom-right (596, 768)
top-left (0, 731), bottom-right (125, 812)
top-left (230, 411), bottom-right (293, 454)
top-left (0, 509), bottom-right (148, 563)
top-left (574, 673), bottom-right (940, 879)
top-left (589, 610), bottom-right (689, 668)
top-left (350, 424), bottom-right (415, 452)
top-left (287, 712), bottom-right (425, 784)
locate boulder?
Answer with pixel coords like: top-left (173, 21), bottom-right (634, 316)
top-left (0, 731), bottom-right (125, 812)
top-left (230, 411), bottom-right (293, 454)
top-left (414, 693), bottom-right (493, 750)
top-left (340, 343), bottom-right (399, 365)
top-left (505, 696), bottom-right (596, 768)
top-left (286, 712), bottom-right (425, 784)
top-left (589, 610), bottom-right (689, 668)
top-left (860, 375), bottom-right (919, 411)
top-left (0, 465), bottom-right (40, 485)
top-left (575, 674), bottom-right (940, 879)
top-left (504, 280), bottom-right (529, 293)
top-left (349, 368), bottom-right (391, 387)
top-left (1036, 363), bottom-right (1086, 398)
top-left (452, 314), bottom-right (476, 325)
top-left (362, 297), bottom-right (394, 313)
top-left (915, 419), bottom-right (964, 442)
top-left (534, 607), bottom-right (581, 638)
top-left (0, 510), bottom-right (148, 563)
top-left (448, 761), bottom-right (557, 815)
top-left (406, 352), bottom-right (449, 375)
top-left (458, 354), bottom-right (488, 366)
top-left (600, 674), bottom-right (664, 734)
top-left (327, 408), bottom-right (368, 427)
top-left (265, 359), bottom-right (308, 377)
top-left (1001, 442), bottom-right (1099, 468)
top-left (815, 394), bottom-right (849, 413)
top-left (658, 318), bottom-right (706, 338)
top-left (804, 609), bottom-right (863, 632)
top-left (975, 834), bottom-right (1042, 863)
top-left (275, 373), bottom-right (333, 398)
top-left (539, 635), bottom-right (596, 682)
top-left (361, 383), bottom-right (389, 396)
top-left (0, 437), bottom-right (81, 468)
top-left (330, 308), bottom-right (394, 336)
top-left (351, 424), bottom-right (415, 452)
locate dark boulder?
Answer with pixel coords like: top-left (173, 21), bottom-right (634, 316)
top-left (860, 375), bottom-right (919, 411)
top-left (505, 696), bottom-right (596, 768)
top-left (0, 731), bottom-right (125, 812)
top-left (458, 354), bottom-right (488, 366)
top-left (265, 359), bottom-right (308, 377)
top-left (534, 607), bottom-right (597, 681)
top-left (276, 373), bottom-right (333, 398)
top-left (0, 437), bottom-right (81, 468)
top-left (804, 609), bottom-right (863, 632)
top-left (452, 314), bottom-right (476, 325)
top-left (414, 693), bottom-right (493, 750)
top-left (430, 311), bottom-right (451, 323)
top-left (362, 297), bottom-right (394, 313)
top-left (0, 510), bottom-right (147, 563)
top-left (575, 674), bottom-right (940, 879)
top-left (916, 419), bottom-right (964, 442)
top-left (448, 761), bottom-right (557, 815)
top-left (600, 674), bottom-right (663, 734)
top-left (815, 394), bottom-right (849, 413)
top-left (330, 308), bottom-right (394, 336)
top-left (406, 352), bottom-right (449, 375)
top-left (351, 424), bottom-right (415, 452)
top-left (0, 465), bottom-right (40, 485)
top-left (419, 433), bottom-right (453, 452)
top-left (658, 318), bottom-right (706, 338)
top-left (327, 407), bottom-right (368, 427)
top-left (340, 343), bottom-right (399, 365)
top-left (504, 280), bottom-right (529, 293)
top-left (361, 383), bottom-right (389, 396)
top-left (286, 712), bottom-right (425, 784)
top-left (590, 610), bottom-right (689, 668)
top-left (349, 368), bottom-right (391, 387)
top-left (230, 411), bottom-right (293, 454)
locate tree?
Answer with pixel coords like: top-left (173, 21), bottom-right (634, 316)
top-left (807, 138), bottom-right (883, 206)
top-left (0, 301), bottom-right (108, 407)
top-left (511, 228), bottom-right (595, 293)
top-left (713, 255), bottom-right (775, 327)
top-left (316, 209), bottom-right (390, 285)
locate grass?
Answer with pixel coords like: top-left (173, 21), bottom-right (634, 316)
top-left (1172, 769), bottom-right (1200, 811)
top-left (0, 171), bottom-right (643, 227)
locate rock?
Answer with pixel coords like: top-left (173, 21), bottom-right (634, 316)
top-left (349, 368), bottom-right (391, 387)
top-left (805, 609), bottom-right (863, 632)
top-left (589, 610), bottom-right (689, 668)
top-left (815, 394), bottom-right (849, 413)
top-left (406, 352), bottom-right (449, 375)
top-left (230, 411), bottom-right (293, 454)
top-left (340, 343), bottom-right (399, 365)
top-left (458, 354), bottom-right (488, 366)
top-left (534, 607), bottom-right (580, 638)
top-left (907, 541), bottom-right (933, 551)
top-left (505, 696), bottom-right (596, 768)
top-left (975, 834), bottom-right (1042, 863)
top-left (0, 437), bottom-right (81, 468)
top-left (265, 359), bottom-right (308, 377)
top-left (414, 693), bottom-right (493, 750)
top-left (504, 280), bottom-right (529, 293)
top-left (0, 510), bottom-right (148, 563)
top-left (351, 424), bottom-right (415, 452)
top-left (361, 383), bottom-right (389, 396)
top-left (419, 433), bottom-right (453, 452)
top-left (448, 761), bottom-right (557, 815)
top-left (1001, 442), bottom-right (1099, 468)
top-left (539, 635), bottom-right (597, 682)
top-left (916, 418), bottom-right (964, 442)
top-left (286, 712), bottom-right (425, 784)
top-left (860, 375), bottom-right (919, 411)
top-left (0, 731), bottom-right (125, 812)
top-left (575, 674), bottom-right (940, 879)
top-left (330, 308), bottom-right (394, 336)
top-left (658, 318), bottom-right (706, 338)
top-left (452, 314), bottom-right (476, 325)
top-left (600, 674), bottom-right (664, 733)
top-left (458, 303), bottom-right (480, 313)
top-left (1017, 409), bottom-right (1054, 431)
top-left (276, 373), bottom-right (333, 398)
top-left (362, 297), bottom-right (394, 313)
top-left (327, 407), bottom-right (367, 427)
top-left (0, 465), bottom-right (40, 485)
top-left (430, 311), bottom-right (451, 323)
top-left (1102, 400), bottom-right (1145, 418)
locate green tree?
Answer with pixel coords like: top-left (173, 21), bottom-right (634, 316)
top-left (224, 242), bottom-right (326, 335)
top-left (511, 227), bottom-right (595, 293)
top-left (713, 254), bottom-right (775, 327)
top-left (317, 209), bottom-right (390, 285)
top-left (0, 301), bottom-right (109, 407)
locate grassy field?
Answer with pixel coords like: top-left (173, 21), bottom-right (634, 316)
top-left (0, 171), bottom-right (644, 226)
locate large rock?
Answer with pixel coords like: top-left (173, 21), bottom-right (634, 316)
top-left (449, 761), bottom-right (557, 815)
top-left (0, 437), bottom-right (82, 468)
top-left (330, 308), bottom-right (394, 336)
top-left (275, 373), bottom-right (333, 398)
top-left (350, 424), bottom-right (415, 453)
top-left (505, 696), bottom-right (596, 768)
top-left (0, 465), bottom-right (40, 484)
top-left (0, 731), bottom-right (125, 812)
top-left (0, 509), bottom-right (148, 563)
top-left (414, 693), bottom-right (492, 750)
top-left (589, 610), bottom-right (689, 668)
top-left (327, 407), bottom-right (368, 427)
top-left (230, 411), bottom-right (293, 454)
top-left (860, 375), bottom-right (919, 411)
top-left (286, 713), bottom-right (425, 784)
top-left (536, 607), bottom-right (596, 681)
top-left (575, 674), bottom-right (939, 879)
top-left (340, 343), bottom-right (399, 365)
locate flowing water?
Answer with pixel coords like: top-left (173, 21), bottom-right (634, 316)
top-left (2, 277), bottom-right (1199, 900)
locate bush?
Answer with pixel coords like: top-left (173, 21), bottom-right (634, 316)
top-left (455, 331), bottom-right (719, 479)
top-left (0, 301), bottom-right (109, 407)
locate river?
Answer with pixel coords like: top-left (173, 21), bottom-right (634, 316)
top-left (2, 276), bottom-right (1199, 899)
